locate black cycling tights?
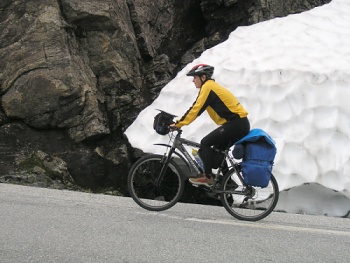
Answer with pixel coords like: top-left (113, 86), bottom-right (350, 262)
top-left (200, 117), bottom-right (250, 176)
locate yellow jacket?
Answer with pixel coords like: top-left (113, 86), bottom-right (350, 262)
top-left (175, 80), bottom-right (248, 128)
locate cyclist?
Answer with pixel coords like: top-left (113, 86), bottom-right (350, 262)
top-left (170, 64), bottom-right (250, 186)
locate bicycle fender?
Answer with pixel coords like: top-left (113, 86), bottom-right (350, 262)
top-left (154, 143), bottom-right (171, 148)
top-left (153, 143), bottom-right (192, 172)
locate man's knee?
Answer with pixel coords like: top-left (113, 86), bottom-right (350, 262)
top-left (200, 137), bottom-right (211, 147)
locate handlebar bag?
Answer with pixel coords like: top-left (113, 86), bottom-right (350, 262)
top-left (153, 111), bottom-right (175, 135)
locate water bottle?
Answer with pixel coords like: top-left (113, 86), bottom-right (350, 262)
top-left (192, 149), bottom-right (204, 170)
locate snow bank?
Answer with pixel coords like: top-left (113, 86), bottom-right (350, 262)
top-left (125, 0), bottom-right (350, 217)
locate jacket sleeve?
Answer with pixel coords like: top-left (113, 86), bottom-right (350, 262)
top-left (175, 84), bottom-right (211, 128)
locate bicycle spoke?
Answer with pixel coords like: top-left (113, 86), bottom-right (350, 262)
top-left (220, 170), bottom-right (279, 221)
top-left (128, 155), bottom-right (184, 211)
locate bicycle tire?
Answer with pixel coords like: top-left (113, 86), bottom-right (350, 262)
top-left (128, 154), bottom-right (185, 211)
top-left (220, 170), bottom-right (279, 221)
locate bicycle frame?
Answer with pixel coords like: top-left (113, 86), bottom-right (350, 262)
top-left (155, 129), bottom-right (201, 176)
top-left (155, 129), bottom-right (245, 190)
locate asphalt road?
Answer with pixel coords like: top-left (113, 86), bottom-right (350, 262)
top-left (1, 183), bottom-right (350, 263)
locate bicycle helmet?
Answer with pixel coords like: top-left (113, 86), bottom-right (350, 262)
top-left (186, 64), bottom-right (214, 78)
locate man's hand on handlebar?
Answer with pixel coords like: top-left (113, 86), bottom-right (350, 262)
top-left (169, 123), bottom-right (178, 131)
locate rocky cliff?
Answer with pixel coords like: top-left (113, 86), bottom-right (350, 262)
top-left (0, 0), bottom-right (330, 193)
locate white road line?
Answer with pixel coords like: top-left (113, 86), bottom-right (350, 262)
top-left (136, 211), bottom-right (350, 237)
top-left (186, 218), bottom-right (350, 237)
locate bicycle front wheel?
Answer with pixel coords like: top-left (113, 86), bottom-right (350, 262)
top-left (220, 170), bottom-right (279, 221)
top-left (128, 154), bottom-right (185, 211)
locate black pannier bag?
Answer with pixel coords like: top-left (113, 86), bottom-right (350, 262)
top-left (232, 144), bottom-right (245, 159)
top-left (153, 110), bottom-right (176, 135)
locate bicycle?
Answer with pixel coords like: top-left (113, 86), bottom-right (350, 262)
top-left (127, 110), bottom-right (279, 221)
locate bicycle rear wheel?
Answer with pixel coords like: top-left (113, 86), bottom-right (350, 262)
top-left (128, 154), bottom-right (185, 211)
top-left (220, 169), bottom-right (279, 221)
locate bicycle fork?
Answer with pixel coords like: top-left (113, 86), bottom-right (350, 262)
top-left (155, 148), bottom-right (176, 186)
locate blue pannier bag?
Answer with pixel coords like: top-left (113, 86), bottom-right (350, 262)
top-left (234, 129), bottom-right (276, 188)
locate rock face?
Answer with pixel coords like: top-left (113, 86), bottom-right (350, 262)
top-left (0, 0), bottom-right (330, 192)
top-left (1, 150), bottom-right (75, 189)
